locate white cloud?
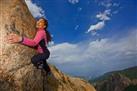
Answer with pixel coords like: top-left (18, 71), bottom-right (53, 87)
top-left (48, 41), bottom-right (55, 47)
top-left (87, 21), bottom-right (105, 33)
top-left (96, 13), bottom-right (110, 21)
top-left (86, 9), bottom-right (111, 34)
top-left (48, 29), bottom-right (137, 77)
top-left (68, 0), bottom-right (79, 4)
top-left (104, 9), bottom-right (111, 15)
top-left (96, 9), bottom-right (111, 21)
top-left (87, 9), bottom-right (111, 33)
top-left (87, 3), bottom-right (112, 34)
top-left (75, 25), bottom-right (79, 30)
top-left (100, 2), bottom-right (112, 8)
top-left (86, 1), bottom-right (120, 35)
top-left (97, 0), bottom-right (119, 8)
top-left (25, 0), bottom-right (45, 18)
top-left (49, 43), bottom-right (78, 63)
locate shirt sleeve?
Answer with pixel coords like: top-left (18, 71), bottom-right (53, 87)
top-left (20, 31), bottom-right (44, 47)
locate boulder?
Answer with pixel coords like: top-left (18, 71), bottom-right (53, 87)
top-left (0, 0), bottom-right (96, 91)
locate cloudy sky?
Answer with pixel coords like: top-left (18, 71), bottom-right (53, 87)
top-left (25, 0), bottom-right (137, 78)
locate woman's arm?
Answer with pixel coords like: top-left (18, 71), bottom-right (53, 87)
top-left (20, 30), bottom-right (44, 47)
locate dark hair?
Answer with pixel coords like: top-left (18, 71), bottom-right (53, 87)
top-left (38, 17), bottom-right (52, 44)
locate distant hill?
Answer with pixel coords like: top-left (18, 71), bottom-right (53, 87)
top-left (90, 66), bottom-right (137, 83)
top-left (89, 66), bottom-right (137, 91)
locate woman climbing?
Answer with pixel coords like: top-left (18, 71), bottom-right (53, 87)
top-left (6, 17), bottom-right (52, 76)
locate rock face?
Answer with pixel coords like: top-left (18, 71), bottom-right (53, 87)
top-left (95, 73), bottom-right (137, 91)
top-left (0, 0), bottom-right (96, 91)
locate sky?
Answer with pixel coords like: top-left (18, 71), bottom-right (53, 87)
top-left (25, 0), bottom-right (137, 78)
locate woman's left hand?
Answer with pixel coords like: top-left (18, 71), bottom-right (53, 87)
top-left (6, 33), bottom-right (22, 44)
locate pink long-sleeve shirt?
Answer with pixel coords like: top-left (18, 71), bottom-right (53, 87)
top-left (20, 28), bottom-right (47, 53)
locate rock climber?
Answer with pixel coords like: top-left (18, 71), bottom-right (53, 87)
top-left (6, 17), bottom-right (52, 76)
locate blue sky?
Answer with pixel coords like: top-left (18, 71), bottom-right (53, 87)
top-left (25, 0), bottom-right (137, 78)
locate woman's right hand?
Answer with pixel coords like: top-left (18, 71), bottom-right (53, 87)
top-left (6, 33), bottom-right (22, 44)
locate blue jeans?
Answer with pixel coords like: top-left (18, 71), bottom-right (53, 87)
top-left (31, 49), bottom-right (50, 72)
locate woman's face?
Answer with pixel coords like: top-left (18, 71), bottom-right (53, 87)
top-left (36, 18), bottom-right (46, 29)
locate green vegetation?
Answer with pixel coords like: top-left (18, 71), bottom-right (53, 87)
top-left (124, 85), bottom-right (137, 91)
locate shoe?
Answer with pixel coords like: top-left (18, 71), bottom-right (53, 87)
top-left (38, 64), bottom-right (43, 69)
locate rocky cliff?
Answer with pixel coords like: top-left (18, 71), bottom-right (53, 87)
top-left (93, 67), bottom-right (137, 91)
top-left (0, 0), bottom-right (96, 91)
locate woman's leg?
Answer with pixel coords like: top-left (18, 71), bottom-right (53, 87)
top-left (31, 54), bottom-right (41, 68)
top-left (31, 49), bottom-right (50, 70)
top-left (42, 50), bottom-right (51, 74)
top-left (43, 59), bottom-right (51, 73)
top-left (31, 52), bottom-right (49, 68)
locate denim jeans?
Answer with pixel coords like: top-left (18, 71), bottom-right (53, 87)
top-left (31, 49), bottom-right (50, 72)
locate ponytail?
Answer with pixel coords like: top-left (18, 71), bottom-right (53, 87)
top-left (43, 18), bottom-right (52, 44)
top-left (45, 29), bottom-right (52, 44)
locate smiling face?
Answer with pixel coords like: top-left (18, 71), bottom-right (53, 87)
top-left (36, 18), bottom-right (46, 29)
